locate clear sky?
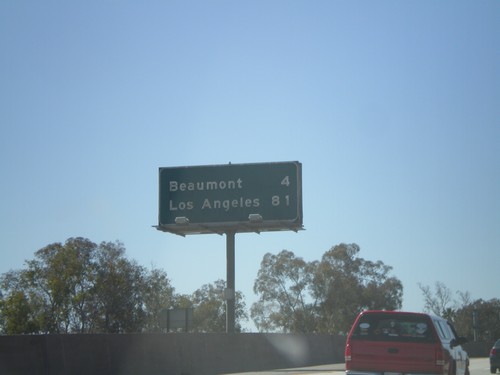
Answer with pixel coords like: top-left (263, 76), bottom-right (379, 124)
top-left (1, 1), bottom-right (498, 331)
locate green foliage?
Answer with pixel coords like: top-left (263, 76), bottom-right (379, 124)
top-left (190, 279), bottom-right (248, 333)
top-left (455, 298), bottom-right (500, 341)
top-left (6, 238), bottom-right (493, 337)
top-left (417, 281), bottom-right (500, 341)
top-left (91, 241), bottom-right (146, 333)
top-left (314, 244), bottom-right (403, 333)
top-left (0, 238), bottom-right (176, 334)
top-left (1, 291), bottom-right (40, 334)
top-left (251, 250), bottom-right (315, 333)
top-left (251, 243), bottom-right (403, 334)
top-left (141, 268), bottom-right (176, 332)
top-left (0, 237), bottom-right (247, 334)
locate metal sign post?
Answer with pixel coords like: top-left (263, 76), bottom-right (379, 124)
top-left (226, 231), bottom-right (235, 333)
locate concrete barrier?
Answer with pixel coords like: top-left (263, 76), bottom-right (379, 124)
top-left (0, 333), bottom-right (346, 375)
top-left (464, 340), bottom-right (496, 357)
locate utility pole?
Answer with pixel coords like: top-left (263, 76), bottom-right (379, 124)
top-left (472, 308), bottom-right (478, 342)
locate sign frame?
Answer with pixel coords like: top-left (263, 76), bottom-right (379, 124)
top-left (156, 161), bottom-right (303, 236)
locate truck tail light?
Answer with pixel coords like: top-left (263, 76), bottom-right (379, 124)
top-left (345, 343), bottom-right (352, 362)
top-left (435, 348), bottom-right (445, 366)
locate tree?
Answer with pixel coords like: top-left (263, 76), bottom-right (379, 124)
top-left (141, 268), bottom-right (176, 332)
top-left (190, 279), bottom-right (247, 332)
top-left (251, 250), bottom-right (315, 333)
top-left (0, 237), bottom-right (180, 334)
top-left (24, 242), bottom-right (72, 333)
top-left (92, 241), bottom-right (146, 333)
top-left (251, 244), bottom-right (402, 334)
top-left (0, 270), bottom-right (35, 334)
top-left (454, 298), bottom-right (500, 341)
top-left (312, 243), bottom-right (403, 334)
top-left (5, 238), bottom-right (99, 333)
top-left (1, 290), bottom-right (40, 334)
top-left (418, 281), bottom-right (454, 317)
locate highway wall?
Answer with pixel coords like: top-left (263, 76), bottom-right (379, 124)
top-left (0, 333), bottom-right (346, 375)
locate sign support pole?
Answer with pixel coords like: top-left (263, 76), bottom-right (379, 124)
top-left (226, 231), bottom-right (236, 333)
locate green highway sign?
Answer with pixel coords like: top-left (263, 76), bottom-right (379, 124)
top-left (157, 161), bottom-right (303, 235)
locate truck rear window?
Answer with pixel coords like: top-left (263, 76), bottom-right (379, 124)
top-left (350, 313), bottom-right (437, 343)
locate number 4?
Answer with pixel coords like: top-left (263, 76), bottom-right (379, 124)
top-left (281, 176), bottom-right (290, 186)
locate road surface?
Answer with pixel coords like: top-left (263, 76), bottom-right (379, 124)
top-left (222, 357), bottom-right (490, 375)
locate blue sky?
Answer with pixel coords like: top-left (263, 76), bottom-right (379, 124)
top-left (1, 1), bottom-right (498, 330)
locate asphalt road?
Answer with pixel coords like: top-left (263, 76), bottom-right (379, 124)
top-left (222, 357), bottom-right (491, 375)
top-left (469, 357), bottom-right (493, 375)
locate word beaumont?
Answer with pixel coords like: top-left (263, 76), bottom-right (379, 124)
top-left (169, 178), bottom-right (243, 192)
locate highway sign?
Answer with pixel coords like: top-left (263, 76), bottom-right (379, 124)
top-left (156, 161), bottom-right (303, 235)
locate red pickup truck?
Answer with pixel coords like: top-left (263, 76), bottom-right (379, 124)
top-left (345, 310), bottom-right (470, 375)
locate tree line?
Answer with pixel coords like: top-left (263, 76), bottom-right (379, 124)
top-left (0, 238), bottom-right (246, 334)
top-left (418, 281), bottom-right (500, 342)
top-left (1, 238), bottom-right (498, 340)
